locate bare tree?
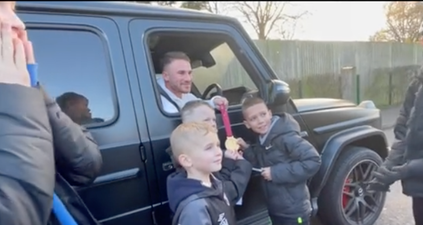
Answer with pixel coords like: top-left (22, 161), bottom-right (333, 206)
top-left (129, 1), bottom-right (177, 7)
top-left (131, 1), bottom-right (222, 12)
top-left (180, 1), bottom-right (211, 11)
top-left (130, 1), bottom-right (234, 15)
top-left (275, 11), bottom-right (304, 40)
top-left (205, 1), bottom-right (220, 14)
top-left (230, 1), bottom-right (308, 40)
top-left (370, 2), bottom-right (423, 43)
top-left (157, 1), bottom-right (177, 6)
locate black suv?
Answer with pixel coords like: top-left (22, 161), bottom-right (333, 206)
top-left (17, 2), bottom-right (389, 225)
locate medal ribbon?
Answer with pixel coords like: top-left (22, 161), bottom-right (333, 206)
top-left (220, 105), bottom-right (233, 137)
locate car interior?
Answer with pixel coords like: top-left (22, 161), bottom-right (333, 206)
top-left (147, 31), bottom-right (260, 108)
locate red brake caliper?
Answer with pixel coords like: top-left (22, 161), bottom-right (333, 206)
top-left (342, 178), bottom-right (352, 208)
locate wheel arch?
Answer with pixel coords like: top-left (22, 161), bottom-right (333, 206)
top-left (310, 125), bottom-right (389, 198)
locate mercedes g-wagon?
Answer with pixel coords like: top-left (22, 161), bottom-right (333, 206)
top-left (17, 1), bottom-right (389, 225)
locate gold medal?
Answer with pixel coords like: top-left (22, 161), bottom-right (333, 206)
top-left (225, 136), bottom-right (240, 152)
top-left (220, 105), bottom-right (239, 152)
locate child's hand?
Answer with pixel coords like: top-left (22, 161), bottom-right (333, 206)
top-left (224, 150), bottom-right (238, 160)
top-left (261, 167), bottom-right (272, 181)
top-left (224, 150), bottom-right (244, 160)
top-left (237, 149), bottom-right (244, 156)
top-left (237, 138), bottom-right (250, 150)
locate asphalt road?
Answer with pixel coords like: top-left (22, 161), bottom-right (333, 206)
top-left (374, 128), bottom-right (414, 225)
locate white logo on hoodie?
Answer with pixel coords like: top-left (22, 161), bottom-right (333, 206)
top-left (218, 213), bottom-right (228, 225)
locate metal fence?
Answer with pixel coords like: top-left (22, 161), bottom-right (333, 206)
top-left (205, 40), bottom-right (423, 108)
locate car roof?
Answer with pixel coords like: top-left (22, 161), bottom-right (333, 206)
top-left (16, 1), bottom-right (240, 25)
top-left (17, 2), bottom-right (250, 73)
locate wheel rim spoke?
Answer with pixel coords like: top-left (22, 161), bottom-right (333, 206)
top-left (357, 164), bottom-right (365, 180)
top-left (361, 198), bottom-right (376, 213)
top-left (345, 199), bottom-right (356, 217)
top-left (341, 160), bottom-right (385, 224)
top-left (355, 200), bottom-right (362, 222)
top-left (353, 167), bottom-right (361, 180)
top-left (363, 164), bottom-right (375, 181)
top-left (343, 190), bottom-right (354, 197)
top-left (344, 182), bottom-right (357, 188)
top-left (365, 194), bottom-right (379, 208)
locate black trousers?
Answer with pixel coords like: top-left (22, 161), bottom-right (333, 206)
top-left (413, 197), bottom-right (423, 225)
top-left (269, 215), bottom-right (310, 225)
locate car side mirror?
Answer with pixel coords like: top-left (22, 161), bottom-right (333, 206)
top-left (266, 79), bottom-right (291, 106)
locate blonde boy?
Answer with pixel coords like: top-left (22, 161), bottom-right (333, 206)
top-left (166, 122), bottom-right (236, 225)
top-left (166, 101), bottom-right (252, 225)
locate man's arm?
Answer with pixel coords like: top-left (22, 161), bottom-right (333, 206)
top-left (40, 86), bottom-right (102, 186)
top-left (383, 79), bottom-right (420, 169)
top-left (373, 74), bottom-right (423, 184)
top-left (178, 200), bottom-right (212, 225)
top-left (383, 140), bottom-right (406, 169)
top-left (0, 84), bottom-right (55, 225)
top-left (405, 83), bottom-right (423, 155)
top-left (270, 128), bottom-right (321, 184)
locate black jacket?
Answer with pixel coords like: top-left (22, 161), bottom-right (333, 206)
top-left (42, 88), bottom-right (102, 186)
top-left (0, 84), bottom-right (55, 225)
top-left (243, 114), bottom-right (321, 219)
top-left (382, 78), bottom-right (421, 169)
top-left (40, 87), bottom-right (102, 225)
top-left (401, 71), bottom-right (423, 197)
top-left (381, 70), bottom-right (423, 197)
top-left (166, 146), bottom-right (252, 206)
top-left (167, 171), bottom-right (237, 225)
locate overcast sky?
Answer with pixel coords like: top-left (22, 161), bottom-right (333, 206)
top-left (232, 1), bottom-right (388, 41)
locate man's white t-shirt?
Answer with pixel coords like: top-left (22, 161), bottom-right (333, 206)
top-left (157, 76), bottom-right (216, 113)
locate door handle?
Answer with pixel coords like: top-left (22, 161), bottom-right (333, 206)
top-left (93, 168), bottom-right (140, 184)
top-left (162, 161), bottom-right (174, 171)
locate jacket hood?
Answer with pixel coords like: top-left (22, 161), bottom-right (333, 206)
top-left (264, 114), bottom-right (301, 143)
top-left (166, 171), bottom-right (224, 212)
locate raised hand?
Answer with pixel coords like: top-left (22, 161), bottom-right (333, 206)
top-left (0, 21), bottom-right (29, 87)
top-left (236, 138), bottom-right (249, 150)
top-left (213, 96), bottom-right (229, 108)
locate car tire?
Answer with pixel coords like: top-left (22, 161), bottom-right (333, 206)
top-left (318, 146), bottom-right (386, 225)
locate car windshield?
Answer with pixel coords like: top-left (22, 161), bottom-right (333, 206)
top-left (192, 42), bottom-right (255, 93)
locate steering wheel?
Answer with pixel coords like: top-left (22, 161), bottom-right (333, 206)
top-left (201, 83), bottom-right (223, 99)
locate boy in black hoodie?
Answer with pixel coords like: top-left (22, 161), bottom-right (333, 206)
top-left (167, 122), bottom-right (238, 225)
top-left (237, 97), bottom-right (321, 225)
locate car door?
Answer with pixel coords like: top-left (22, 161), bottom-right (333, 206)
top-left (19, 12), bottom-right (154, 225)
top-left (128, 18), bottom-right (278, 224)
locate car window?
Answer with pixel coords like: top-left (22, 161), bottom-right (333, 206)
top-left (27, 28), bottom-right (115, 126)
top-left (192, 42), bottom-right (257, 105)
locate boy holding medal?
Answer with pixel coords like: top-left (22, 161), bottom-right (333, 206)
top-left (237, 97), bottom-right (321, 225)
